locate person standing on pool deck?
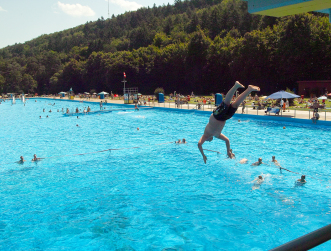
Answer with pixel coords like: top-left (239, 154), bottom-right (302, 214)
top-left (198, 81), bottom-right (260, 163)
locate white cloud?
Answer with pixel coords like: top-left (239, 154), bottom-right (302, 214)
top-left (0, 6), bottom-right (8, 12)
top-left (108, 0), bottom-right (142, 11)
top-left (57, 2), bottom-right (95, 17)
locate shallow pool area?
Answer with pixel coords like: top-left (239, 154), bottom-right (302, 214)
top-left (1, 98), bottom-right (331, 250)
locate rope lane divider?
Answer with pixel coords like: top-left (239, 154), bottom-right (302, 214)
top-left (63, 107), bottom-right (153, 116)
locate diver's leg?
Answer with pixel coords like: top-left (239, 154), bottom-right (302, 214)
top-left (223, 81), bottom-right (245, 105)
top-left (232, 85), bottom-right (260, 108)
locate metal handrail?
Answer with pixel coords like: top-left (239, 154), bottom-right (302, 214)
top-left (270, 224), bottom-right (331, 251)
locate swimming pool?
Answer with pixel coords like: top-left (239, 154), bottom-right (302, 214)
top-left (1, 98), bottom-right (331, 250)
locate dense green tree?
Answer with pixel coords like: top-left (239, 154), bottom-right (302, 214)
top-left (0, 74), bottom-right (5, 93)
top-left (0, 0), bottom-right (330, 95)
top-left (20, 74), bottom-right (37, 93)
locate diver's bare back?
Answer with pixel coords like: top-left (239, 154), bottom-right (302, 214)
top-left (204, 115), bottom-right (226, 139)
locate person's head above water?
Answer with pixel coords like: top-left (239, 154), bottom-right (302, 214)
top-left (272, 156), bottom-right (276, 161)
top-left (258, 175), bottom-right (263, 180)
top-left (258, 158), bottom-right (262, 163)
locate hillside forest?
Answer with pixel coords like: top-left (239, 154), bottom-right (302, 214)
top-left (0, 0), bottom-right (331, 96)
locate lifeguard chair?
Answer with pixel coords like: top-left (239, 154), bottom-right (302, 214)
top-left (68, 88), bottom-right (74, 100)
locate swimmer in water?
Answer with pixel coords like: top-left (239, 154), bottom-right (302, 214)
top-left (32, 154), bottom-right (43, 162)
top-left (176, 139), bottom-right (181, 144)
top-left (296, 175), bottom-right (306, 185)
top-left (272, 156), bottom-right (282, 167)
top-left (198, 82), bottom-right (260, 163)
top-left (252, 175), bottom-right (264, 190)
top-left (17, 156), bottom-right (26, 164)
top-left (272, 156), bottom-right (278, 163)
top-left (239, 158), bottom-right (248, 164)
top-left (182, 138), bottom-right (186, 144)
top-left (251, 158), bottom-right (264, 166)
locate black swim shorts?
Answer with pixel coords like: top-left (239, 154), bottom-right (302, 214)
top-left (213, 102), bottom-right (237, 121)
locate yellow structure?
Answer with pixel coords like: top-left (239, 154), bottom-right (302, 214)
top-left (243, 0), bottom-right (331, 21)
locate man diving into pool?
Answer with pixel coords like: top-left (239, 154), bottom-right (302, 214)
top-left (198, 81), bottom-right (260, 163)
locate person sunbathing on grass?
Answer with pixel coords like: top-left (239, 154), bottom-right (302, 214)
top-left (198, 81), bottom-right (260, 163)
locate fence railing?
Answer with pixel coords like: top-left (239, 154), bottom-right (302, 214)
top-left (143, 102), bottom-right (331, 120)
top-left (270, 224), bottom-right (331, 251)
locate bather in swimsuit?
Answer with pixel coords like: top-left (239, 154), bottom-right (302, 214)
top-left (213, 102), bottom-right (237, 121)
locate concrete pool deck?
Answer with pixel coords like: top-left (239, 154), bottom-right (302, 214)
top-left (49, 96), bottom-right (331, 124)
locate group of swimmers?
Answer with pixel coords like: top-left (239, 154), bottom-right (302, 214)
top-left (252, 174), bottom-right (306, 190)
top-left (241, 155), bottom-right (306, 186)
top-left (17, 154), bottom-right (43, 164)
top-left (176, 139), bottom-right (186, 144)
top-left (75, 106), bottom-right (91, 114)
top-left (42, 106), bottom-right (93, 114)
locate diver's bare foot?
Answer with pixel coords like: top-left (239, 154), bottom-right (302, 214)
top-left (248, 85), bottom-right (260, 92)
top-left (235, 81), bottom-right (245, 88)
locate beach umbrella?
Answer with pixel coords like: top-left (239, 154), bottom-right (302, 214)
top-left (98, 91), bottom-right (109, 95)
top-left (58, 92), bottom-right (66, 94)
top-left (327, 93), bottom-right (331, 96)
top-left (318, 96), bottom-right (328, 100)
top-left (265, 91), bottom-right (300, 100)
top-left (84, 92), bottom-right (90, 94)
top-left (261, 96), bottom-right (268, 99)
top-left (93, 93), bottom-right (97, 95)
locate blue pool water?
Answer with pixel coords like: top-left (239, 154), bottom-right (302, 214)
top-left (1, 98), bottom-right (331, 250)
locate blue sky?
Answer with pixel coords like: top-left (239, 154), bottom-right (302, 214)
top-left (0, 0), bottom-right (171, 49)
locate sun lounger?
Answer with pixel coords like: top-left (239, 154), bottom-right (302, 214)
top-left (265, 108), bottom-right (280, 115)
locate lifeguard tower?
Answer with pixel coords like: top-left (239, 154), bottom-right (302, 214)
top-left (124, 87), bottom-right (139, 104)
top-left (121, 72), bottom-right (139, 104)
top-left (243, 0), bottom-right (331, 22)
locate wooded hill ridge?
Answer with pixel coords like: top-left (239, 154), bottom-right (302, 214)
top-left (0, 0), bottom-right (330, 95)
